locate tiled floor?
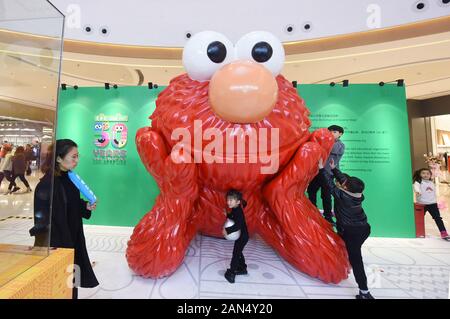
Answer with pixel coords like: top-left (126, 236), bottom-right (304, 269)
top-left (0, 217), bottom-right (449, 299)
top-left (0, 171), bottom-right (40, 220)
top-left (82, 228), bottom-right (450, 299)
top-left (0, 171), bottom-right (449, 299)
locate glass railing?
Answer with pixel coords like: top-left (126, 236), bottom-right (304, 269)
top-left (0, 0), bottom-right (63, 288)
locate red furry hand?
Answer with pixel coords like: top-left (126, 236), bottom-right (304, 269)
top-left (135, 127), bottom-right (197, 195)
top-left (260, 129), bottom-right (350, 283)
top-left (126, 127), bottom-right (199, 278)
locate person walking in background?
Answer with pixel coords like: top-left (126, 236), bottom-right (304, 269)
top-left (0, 141), bottom-right (10, 165)
top-left (0, 145), bottom-right (14, 191)
top-left (6, 146), bottom-right (32, 194)
top-left (24, 144), bottom-right (33, 176)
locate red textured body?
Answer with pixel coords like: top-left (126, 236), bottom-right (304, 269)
top-left (126, 74), bottom-right (350, 283)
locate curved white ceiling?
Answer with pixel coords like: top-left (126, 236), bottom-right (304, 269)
top-left (0, 0), bottom-right (63, 20)
top-left (31, 0), bottom-right (450, 46)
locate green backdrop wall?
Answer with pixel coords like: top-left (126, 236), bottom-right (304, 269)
top-left (298, 84), bottom-right (414, 237)
top-left (57, 87), bottom-right (161, 227)
top-left (57, 84), bottom-right (414, 237)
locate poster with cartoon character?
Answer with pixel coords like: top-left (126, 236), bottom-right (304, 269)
top-left (93, 114), bottom-right (128, 162)
top-left (112, 123), bottom-right (128, 148)
top-left (94, 122), bottom-right (110, 148)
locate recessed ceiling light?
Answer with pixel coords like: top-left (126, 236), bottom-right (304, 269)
top-left (285, 24), bottom-right (294, 34)
top-left (302, 22), bottom-right (313, 32)
top-left (413, 1), bottom-right (428, 11)
top-left (100, 26), bottom-right (109, 36)
top-left (83, 25), bottom-right (93, 34)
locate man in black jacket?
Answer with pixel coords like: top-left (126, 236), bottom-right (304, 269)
top-left (319, 158), bottom-right (374, 300)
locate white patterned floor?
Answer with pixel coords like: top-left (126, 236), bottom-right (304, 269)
top-left (80, 228), bottom-right (450, 299)
top-left (0, 174), bottom-right (449, 299)
top-left (1, 216), bottom-right (449, 299)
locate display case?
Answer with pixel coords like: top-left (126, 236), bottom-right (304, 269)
top-left (0, 0), bottom-right (64, 290)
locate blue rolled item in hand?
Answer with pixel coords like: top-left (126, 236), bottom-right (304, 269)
top-left (68, 171), bottom-right (97, 205)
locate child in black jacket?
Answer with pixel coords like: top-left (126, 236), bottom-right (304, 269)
top-left (223, 189), bottom-right (249, 283)
top-left (319, 158), bottom-right (374, 300)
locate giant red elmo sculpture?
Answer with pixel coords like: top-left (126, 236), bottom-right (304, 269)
top-left (127, 31), bottom-right (350, 283)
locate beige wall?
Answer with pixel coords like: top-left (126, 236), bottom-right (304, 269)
top-left (0, 101), bottom-right (55, 123)
top-left (408, 99), bottom-right (432, 173)
top-left (407, 95), bottom-right (450, 173)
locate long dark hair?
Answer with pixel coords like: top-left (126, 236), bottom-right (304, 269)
top-left (15, 146), bottom-right (24, 154)
top-left (41, 144), bottom-right (53, 174)
top-left (226, 189), bottom-right (247, 208)
top-left (413, 168), bottom-right (432, 183)
top-left (41, 139), bottom-right (78, 175)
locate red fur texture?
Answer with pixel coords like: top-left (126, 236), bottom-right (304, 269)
top-left (126, 74), bottom-right (350, 283)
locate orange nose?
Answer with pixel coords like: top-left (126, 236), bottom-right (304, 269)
top-left (208, 60), bottom-right (278, 124)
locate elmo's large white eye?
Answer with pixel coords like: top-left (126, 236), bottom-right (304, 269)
top-left (182, 31), bottom-right (234, 82)
top-left (235, 31), bottom-right (285, 76)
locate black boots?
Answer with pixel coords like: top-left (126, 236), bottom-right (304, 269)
top-left (224, 266), bottom-right (248, 283)
top-left (224, 269), bottom-right (235, 283)
top-left (355, 291), bottom-right (375, 299)
top-left (234, 268), bottom-right (248, 275)
top-left (234, 265), bottom-right (248, 275)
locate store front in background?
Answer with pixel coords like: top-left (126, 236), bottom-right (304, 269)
top-left (407, 95), bottom-right (450, 238)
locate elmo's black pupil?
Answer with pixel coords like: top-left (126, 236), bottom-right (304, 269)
top-left (207, 41), bottom-right (227, 63)
top-left (252, 42), bottom-right (273, 63)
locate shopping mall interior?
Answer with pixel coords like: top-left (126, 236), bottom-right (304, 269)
top-left (0, 0), bottom-right (450, 300)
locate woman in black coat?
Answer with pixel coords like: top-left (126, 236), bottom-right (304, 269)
top-left (30, 139), bottom-right (99, 299)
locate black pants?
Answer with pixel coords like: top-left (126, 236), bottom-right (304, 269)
top-left (8, 174), bottom-right (30, 190)
top-left (0, 170), bottom-right (13, 186)
top-left (72, 287), bottom-right (78, 299)
top-left (424, 203), bottom-right (447, 232)
top-left (339, 224), bottom-right (371, 291)
top-left (307, 174), bottom-right (332, 218)
top-left (230, 237), bottom-right (248, 271)
top-left (26, 161), bottom-right (32, 176)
